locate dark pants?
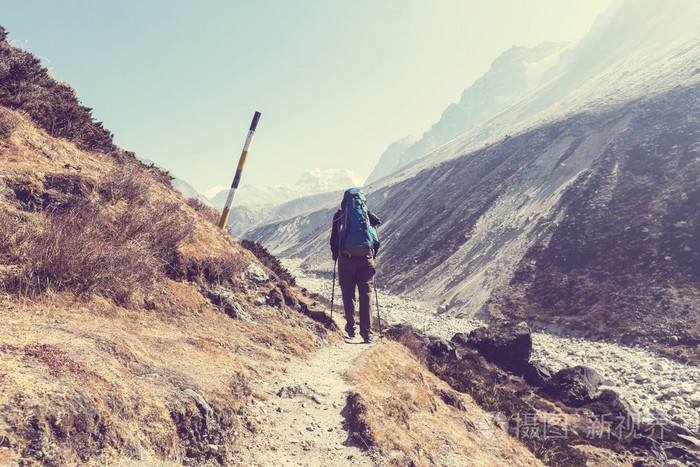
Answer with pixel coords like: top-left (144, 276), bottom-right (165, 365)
top-left (338, 256), bottom-right (375, 337)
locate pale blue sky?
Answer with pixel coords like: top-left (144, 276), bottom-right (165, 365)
top-left (1, 0), bottom-right (612, 191)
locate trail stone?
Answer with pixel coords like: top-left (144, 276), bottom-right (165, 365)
top-left (183, 389), bottom-right (214, 429)
top-left (524, 361), bottom-right (553, 386)
top-left (245, 263), bottom-right (269, 283)
top-left (540, 365), bottom-right (603, 407)
top-left (277, 382), bottom-right (317, 399)
top-left (207, 287), bottom-right (254, 321)
top-left (466, 321), bottom-right (532, 374)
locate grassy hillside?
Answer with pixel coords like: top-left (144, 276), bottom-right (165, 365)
top-left (0, 32), bottom-right (338, 464)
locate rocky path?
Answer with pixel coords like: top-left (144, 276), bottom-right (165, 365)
top-left (230, 326), bottom-right (376, 466)
top-left (283, 259), bottom-right (700, 433)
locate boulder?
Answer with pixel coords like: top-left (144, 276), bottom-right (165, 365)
top-left (383, 324), bottom-right (424, 342)
top-left (465, 321), bottom-right (532, 373)
top-left (450, 332), bottom-right (469, 347)
top-left (426, 337), bottom-right (456, 359)
top-left (630, 436), bottom-right (667, 464)
top-left (540, 365), bottom-right (603, 407)
top-left (524, 361), bottom-right (553, 386)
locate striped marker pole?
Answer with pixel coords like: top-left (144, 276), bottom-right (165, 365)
top-left (218, 111), bottom-right (261, 230)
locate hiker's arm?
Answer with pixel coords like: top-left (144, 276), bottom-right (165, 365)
top-left (368, 211), bottom-right (381, 227)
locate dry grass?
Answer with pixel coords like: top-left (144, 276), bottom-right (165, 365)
top-left (0, 26), bottom-right (115, 152)
top-left (186, 197), bottom-right (219, 226)
top-left (0, 275), bottom-right (333, 465)
top-left (349, 341), bottom-right (543, 466)
top-left (0, 110), bottom-right (250, 305)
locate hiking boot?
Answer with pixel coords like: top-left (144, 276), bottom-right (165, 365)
top-left (363, 335), bottom-right (374, 344)
top-left (345, 324), bottom-right (356, 338)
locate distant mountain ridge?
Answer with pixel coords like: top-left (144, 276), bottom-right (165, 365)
top-left (207, 168), bottom-right (364, 209)
top-left (367, 41), bottom-right (568, 183)
top-left (195, 168), bottom-right (364, 238)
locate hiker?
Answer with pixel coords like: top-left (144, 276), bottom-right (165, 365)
top-left (330, 188), bottom-right (381, 343)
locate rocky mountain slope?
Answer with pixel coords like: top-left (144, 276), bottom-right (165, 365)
top-left (247, 0), bottom-right (700, 356)
top-left (368, 0), bottom-right (700, 185)
top-left (367, 41), bottom-right (568, 183)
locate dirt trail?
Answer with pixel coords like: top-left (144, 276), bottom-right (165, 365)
top-left (230, 320), bottom-right (377, 466)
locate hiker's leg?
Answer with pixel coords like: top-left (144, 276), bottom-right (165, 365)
top-left (338, 257), bottom-right (356, 329)
top-left (356, 257), bottom-right (376, 338)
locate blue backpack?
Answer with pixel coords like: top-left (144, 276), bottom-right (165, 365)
top-left (338, 188), bottom-right (380, 257)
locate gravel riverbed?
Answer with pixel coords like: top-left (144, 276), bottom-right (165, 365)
top-left (284, 259), bottom-right (700, 432)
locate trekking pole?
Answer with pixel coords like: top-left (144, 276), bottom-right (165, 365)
top-left (330, 259), bottom-right (337, 321)
top-left (218, 111), bottom-right (261, 230)
top-left (374, 273), bottom-right (382, 337)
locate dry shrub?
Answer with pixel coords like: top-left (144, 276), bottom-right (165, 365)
top-left (198, 255), bottom-right (245, 285)
top-left (0, 166), bottom-right (197, 303)
top-left (0, 343), bottom-right (98, 378)
top-left (1, 203), bottom-right (159, 304)
top-left (186, 197), bottom-right (220, 225)
top-left (239, 239), bottom-right (296, 286)
top-left (98, 164), bottom-right (152, 205)
top-left (0, 105), bottom-right (20, 137)
top-left (0, 27), bottom-right (115, 152)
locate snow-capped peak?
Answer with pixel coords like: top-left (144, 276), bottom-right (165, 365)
top-left (202, 185), bottom-right (229, 199)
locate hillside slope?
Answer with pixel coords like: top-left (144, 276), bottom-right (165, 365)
top-left (0, 30), bottom-right (339, 465)
top-left (250, 84), bottom-right (699, 351)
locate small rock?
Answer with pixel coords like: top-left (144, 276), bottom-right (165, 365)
top-left (524, 361), bottom-right (552, 386)
top-left (245, 263), bottom-right (269, 283)
top-left (426, 336), bottom-right (456, 358)
top-left (658, 380), bottom-right (673, 390)
top-left (207, 287), bottom-right (254, 321)
top-left (634, 374), bottom-right (649, 384)
top-left (183, 389), bottom-right (214, 429)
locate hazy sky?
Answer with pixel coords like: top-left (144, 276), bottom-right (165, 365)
top-left (1, 0), bottom-right (613, 191)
